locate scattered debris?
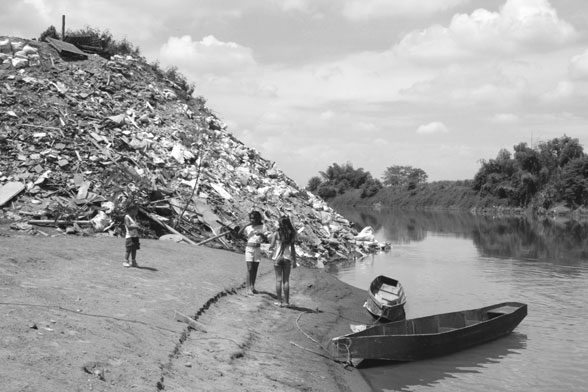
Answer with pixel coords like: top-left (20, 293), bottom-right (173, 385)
top-left (82, 362), bottom-right (106, 381)
top-left (0, 36), bottom-right (389, 266)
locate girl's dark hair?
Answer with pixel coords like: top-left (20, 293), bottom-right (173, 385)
top-left (277, 215), bottom-right (295, 244)
top-left (249, 210), bottom-right (262, 223)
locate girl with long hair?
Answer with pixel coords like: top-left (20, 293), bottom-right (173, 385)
top-left (270, 215), bottom-right (297, 307)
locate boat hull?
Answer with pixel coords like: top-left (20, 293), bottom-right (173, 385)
top-left (365, 275), bottom-right (407, 322)
top-left (332, 302), bottom-right (527, 361)
top-left (364, 295), bottom-right (406, 322)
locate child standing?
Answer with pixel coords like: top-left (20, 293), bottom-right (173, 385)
top-left (123, 204), bottom-right (140, 268)
top-left (269, 215), bottom-right (297, 307)
top-left (239, 210), bottom-right (269, 294)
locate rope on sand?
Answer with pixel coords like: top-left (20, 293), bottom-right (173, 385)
top-left (0, 301), bottom-right (177, 333)
top-left (289, 341), bottom-right (333, 360)
top-left (321, 309), bottom-right (380, 325)
top-left (292, 311), bottom-right (351, 366)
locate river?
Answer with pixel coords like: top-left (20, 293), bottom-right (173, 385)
top-left (327, 207), bottom-right (588, 392)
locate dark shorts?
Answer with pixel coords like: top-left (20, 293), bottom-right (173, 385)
top-left (125, 237), bottom-right (140, 251)
top-left (274, 257), bottom-right (291, 268)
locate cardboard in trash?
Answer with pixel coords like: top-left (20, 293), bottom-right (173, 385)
top-left (0, 182), bottom-right (25, 207)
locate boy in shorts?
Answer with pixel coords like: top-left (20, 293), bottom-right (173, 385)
top-left (123, 204), bottom-right (140, 268)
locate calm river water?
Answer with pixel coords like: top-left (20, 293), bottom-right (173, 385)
top-left (327, 207), bottom-right (588, 392)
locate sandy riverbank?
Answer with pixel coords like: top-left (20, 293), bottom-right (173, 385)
top-left (0, 227), bottom-right (373, 391)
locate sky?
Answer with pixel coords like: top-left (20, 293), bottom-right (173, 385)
top-left (3, 0), bottom-right (588, 187)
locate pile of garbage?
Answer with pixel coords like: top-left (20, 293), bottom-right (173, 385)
top-left (0, 36), bottom-right (388, 266)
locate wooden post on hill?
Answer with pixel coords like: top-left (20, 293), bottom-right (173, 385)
top-left (62, 15), bottom-right (65, 40)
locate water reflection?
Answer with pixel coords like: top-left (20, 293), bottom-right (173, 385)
top-left (472, 217), bottom-right (588, 265)
top-left (359, 332), bottom-right (527, 392)
top-left (337, 207), bottom-right (588, 265)
top-left (331, 207), bottom-right (588, 392)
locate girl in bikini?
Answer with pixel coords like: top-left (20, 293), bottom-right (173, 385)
top-left (269, 215), bottom-right (297, 307)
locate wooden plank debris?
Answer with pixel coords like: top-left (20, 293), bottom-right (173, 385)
top-left (139, 208), bottom-right (197, 245)
top-left (46, 37), bottom-right (88, 59)
top-left (64, 35), bottom-right (104, 54)
top-left (28, 220), bottom-right (92, 226)
top-left (174, 310), bottom-right (207, 333)
top-left (196, 230), bottom-right (231, 246)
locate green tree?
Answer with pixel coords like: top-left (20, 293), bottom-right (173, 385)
top-left (382, 165), bottom-right (428, 187)
top-left (537, 135), bottom-right (584, 186)
top-left (316, 184), bottom-right (337, 199)
top-left (308, 162), bottom-right (377, 199)
top-left (306, 176), bottom-right (322, 192)
top-left (318, 162), bottom-right (371, 193)
top-left (557, 157), bottom-right (588, 207)
top-left (538, 135), bottom-right (584, 171)
top-left (39, 25), bottom-right (59, 41)
top-left (513, 143), bottom-right (541, 174)
top-left (360, 178), bottom-right (383, 198)
top-left (473, 135), bottom-right (586, 208)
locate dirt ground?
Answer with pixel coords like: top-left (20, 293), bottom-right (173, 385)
top-left (0, 225), bottom-right (374, 392)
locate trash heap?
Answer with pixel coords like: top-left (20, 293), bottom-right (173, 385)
top-left (0, 36), bottom-right (388, 266)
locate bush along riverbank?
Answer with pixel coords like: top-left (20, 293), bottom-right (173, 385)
top-left (308, 136), bottom-right (588, 220)
top-left (326, 181), bottom-right (588, 220)
top-left (327, 182), bottom-right (501, 211)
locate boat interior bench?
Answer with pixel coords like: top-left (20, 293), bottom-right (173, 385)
top-left (488, 305), bottom-right (518, 314)
top-left (374, 284), bottom-right (402, 302)
top-left (486, 305), bottom-right (518, 318)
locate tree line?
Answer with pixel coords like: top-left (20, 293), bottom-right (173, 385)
top-left (306, 162), bottom-right (428, 199)
top-left (473, 135), bottom-right (587, 209)
top-left (307, 135), bottom-right (588, 210)
top-left (306, 162), bottom-right (383, 199)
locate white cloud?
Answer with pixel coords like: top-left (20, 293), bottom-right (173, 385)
top-left (416, 122), bottom-right (449, 134)
top-left (259, 112), bottom-right (286, 124)
top-left (541, 80), bottom-right (575, 101)
top-left (439, 143), bottom-right (473, 157)
top-left (319, 110), bottom-right (335, 120)
top-left (395, 25), bottom-right (467, 63)
top-left (395, 0), bottom-right (578, 62)
top-left (492, 113), bottom-right (520, 123)
top-left (357, 121), bottom-right (377, 132)
top-left (265, 0), bottom-right (325, 19)
top-left (400, 64), bottom-right (529, 107)
top-left (256, 83), bottom-right (278, 97)
top-left (23, 0), bottom-right (51, 17)
top-left (159, 35), bottom-right (256, 75)
top-left (342, 0), bottom-right (468, 21)
top-left (569, 49), bottom-right (588, 80)
top-left (271, 0), bottom-right (312, 12)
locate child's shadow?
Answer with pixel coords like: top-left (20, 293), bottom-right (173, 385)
top-left (259, 290), bottom-right (277, 298)
top-left (134, 266), bottom-right (158, 272)
top-left (261, 292), bottom-right (321, 313)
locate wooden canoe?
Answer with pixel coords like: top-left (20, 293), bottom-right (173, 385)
top-left (332, 301), bottom-right (527, 362)
top-left (363, 275), bottom-right (406, 322)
